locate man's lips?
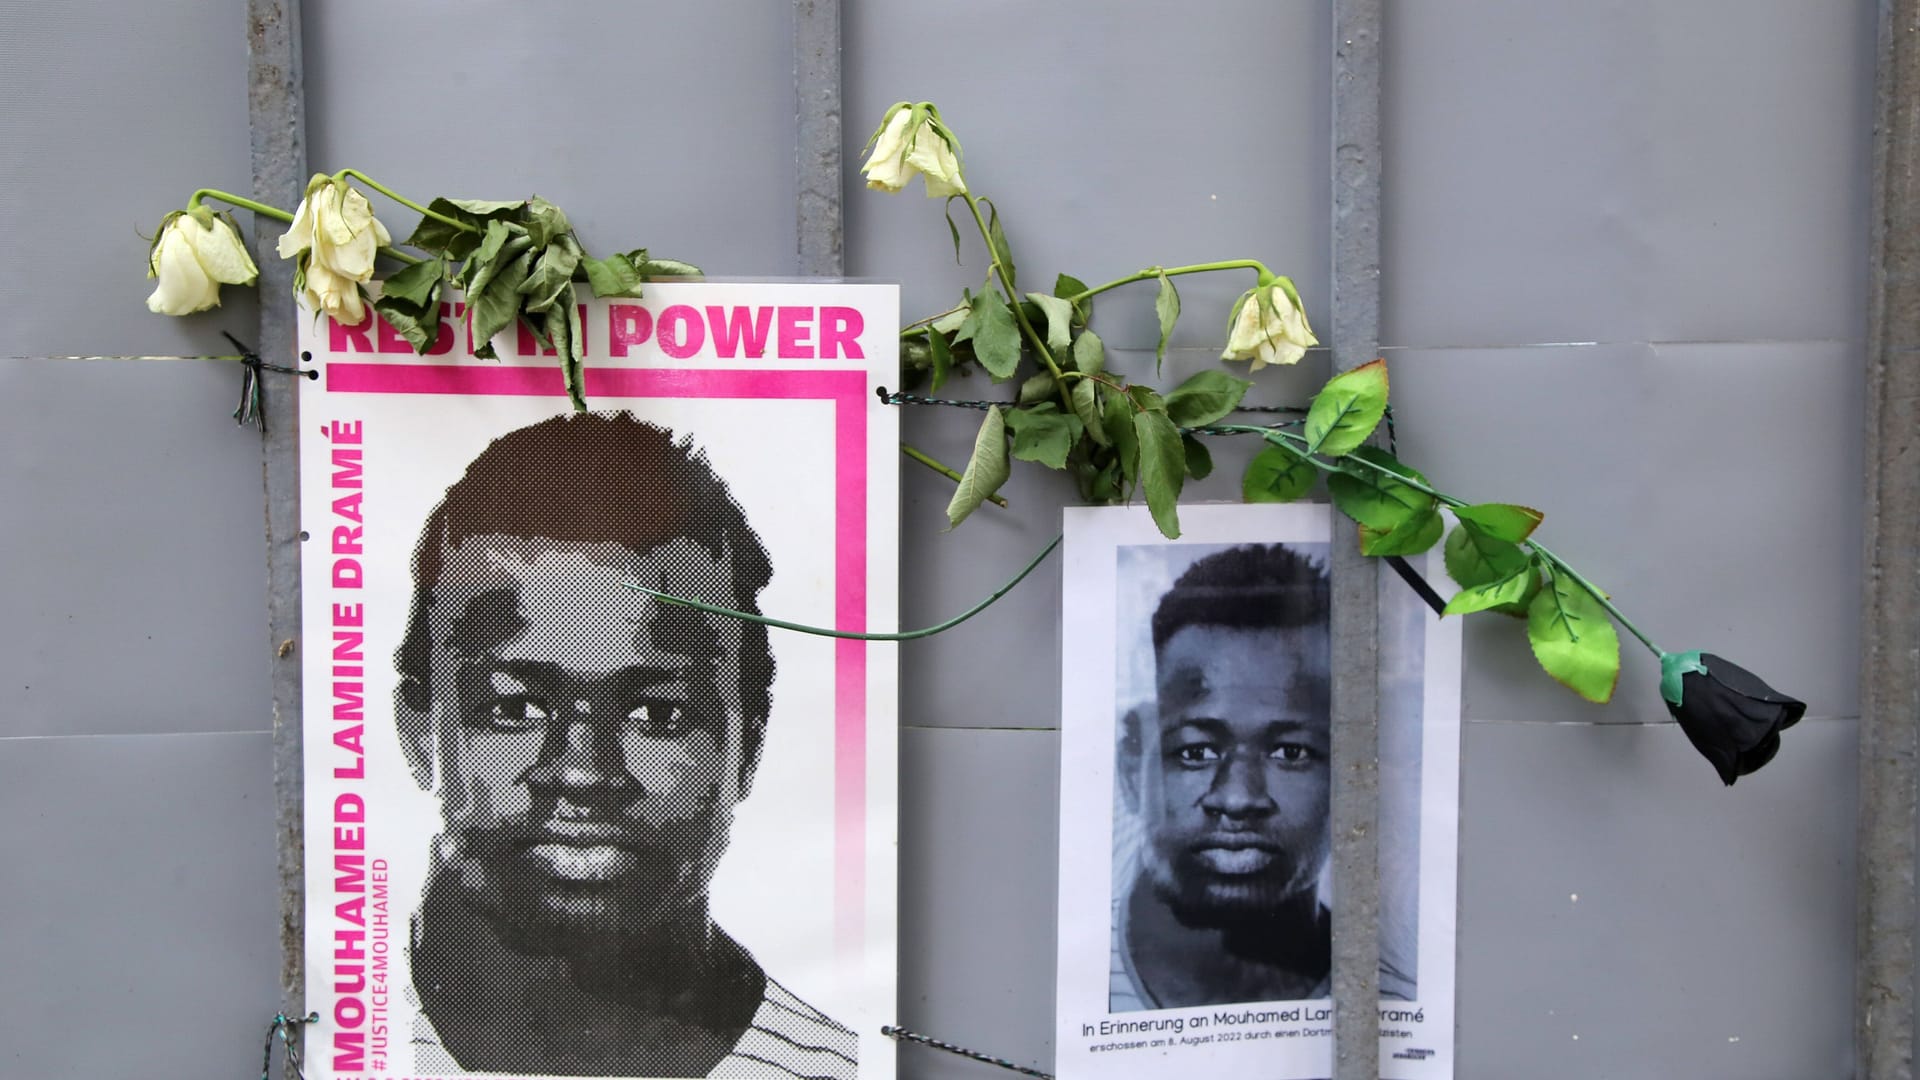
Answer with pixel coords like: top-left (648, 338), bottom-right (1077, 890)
top-left (1189, 837), bottom-right (1282, 875)
top-left (514, 820), bottom-right (655, 882)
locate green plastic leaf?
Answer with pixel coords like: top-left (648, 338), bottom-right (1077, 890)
top-left (1027, 292), bottom-right (1074, 356)
top-left (380, 258), bottom-right (444, 307)
top-left (1243, 443), bottom-right (1317, 503)
top-left (1327, 447), bottom-right (1434, 531)
top-left (1163, 369), bottom-right (1252, 428)
top-left (1154, 271), bottom-right (1180, 374)
top-left (1135, 409), bottom-right (1186, 538)
top-left (1304, 358), bottom-right (1389, 457)
top-left (1104, 390), bottom-right (1140, 488)
top-left (1071, 380), bottom-right (1107, 447)
top-left (971, 290), bottom-right (1022, 380)
top-left (1442, 565), bottom-right (1537, 616)
top-left (1443, 520), bottom-right (1531, 588)
top-left (1006, 407), bottom-right (1075, 469)
top-left (582, 253), bottom-right (644, 298)
top-left (1181, 433), bottom-right (1214, 480)
top-left (1526, 573), bottom-right (1622, 703)
top-left (1359, 507), bottom-right (1444, 556)
top-left (1452, 502), bottom-right (1545, 544)
top-left (1071, 329), bottom-right (1105, 375)
top-left (928, 330), bottom-right (954, 392)
top-left (1017, 371), bottom-right (1057, 405)
top-left (947, 406), bottom-right (1011, 529)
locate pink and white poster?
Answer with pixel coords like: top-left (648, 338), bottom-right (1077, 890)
top-left (298, 282), bottom-right (899, 1080)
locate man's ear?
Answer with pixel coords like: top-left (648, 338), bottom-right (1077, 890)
top-left (395, 679), bottom-right (435, 790)
top-left (1118, 703), bottom-right (1153, 813)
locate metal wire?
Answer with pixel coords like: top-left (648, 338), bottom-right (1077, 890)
top-left (882, 1024), bottom-right (1054, 1079)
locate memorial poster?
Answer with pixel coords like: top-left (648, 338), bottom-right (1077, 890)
top-left (299, 282), bottom-right (899, 1080)
top-left (1056, 503), bottom-right (1461, 1079)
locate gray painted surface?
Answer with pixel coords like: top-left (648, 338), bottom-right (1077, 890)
top-left (0, 2), bottom-right (1876, 1077)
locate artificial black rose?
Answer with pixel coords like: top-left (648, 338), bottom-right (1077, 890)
top-left (1659, 651), bottom-right (1806, 786)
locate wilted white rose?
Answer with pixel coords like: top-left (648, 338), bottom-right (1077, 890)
top-left (861, 103), bottom-right (966, 198)
top-left (278, 175), bottom-right (391, 321)
top-left (144, 209), bottom-right (259, 316)
top-left (1221, 281), bottom-right (1317, 370)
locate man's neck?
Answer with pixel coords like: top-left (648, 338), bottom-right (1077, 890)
top-left (1124, 874), bottom-right (1329, 1008)
top-left (412, 873), bottom-right (766, 1077)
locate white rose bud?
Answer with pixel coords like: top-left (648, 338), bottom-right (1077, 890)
top-left (860, 102), bottom-right (967, 198)
top-left (278, 175), bottom-right (392, 322)
top-left (1221, 281), bottom-right (1317, 370)
top-left (144, 209), bottom-right (259, 316)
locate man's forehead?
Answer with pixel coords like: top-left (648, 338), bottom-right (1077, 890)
top-left (1155, 623), bottom-right (1330, 715)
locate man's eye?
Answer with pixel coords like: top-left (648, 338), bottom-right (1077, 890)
top-left (627, 701), bottom-right (693, 736)
top-left (1271, 743), bottom-right (1317, 763)
top-left (475, 696), bottom-right (550, 731)
top-left (1173, 744), bottom-right (1220, 766)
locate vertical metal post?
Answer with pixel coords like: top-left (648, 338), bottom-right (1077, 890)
top-left (794, 0), bottom-right (844, 278)
top-left (247, 0), bottom-right (309, 1039)
top-left (1859, 1), bottom-right (1919, 1076)
top-left (1330, 2), bottom-right (1384, 1077)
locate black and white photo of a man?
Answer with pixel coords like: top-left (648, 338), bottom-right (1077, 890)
top-left (390, 411), bottom-right (858, 1078)
top-left (1109, 543), bottom-right (1414, 1012)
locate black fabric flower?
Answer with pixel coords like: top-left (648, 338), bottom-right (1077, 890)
top-left (1660, 651), bottom-right (1806, 786)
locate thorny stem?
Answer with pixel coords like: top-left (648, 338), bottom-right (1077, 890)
top-left (1064, 259), bottom-right (1272, 304)
top-left (188, 189), bottom-right (294, 224)
top-left (960, 192), bottom-right (1067, 386)
top-left (1214, 423), bottom-right (1665, 658)
top-left (334, 169), bottom-right (473, 232)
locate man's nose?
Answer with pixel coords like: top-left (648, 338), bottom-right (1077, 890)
top-left (1200, 751), bottom-right (1276, 819)
top-left (522, 710), bottom-right (641, 803)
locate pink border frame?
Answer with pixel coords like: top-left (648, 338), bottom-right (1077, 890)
top-left (326, 362), bottom-right (871, 959)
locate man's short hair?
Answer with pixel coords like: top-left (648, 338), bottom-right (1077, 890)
top-left (395, 412), bottom-right (776, 764)
top-left (1149, 543), bottom-right (1330, 656)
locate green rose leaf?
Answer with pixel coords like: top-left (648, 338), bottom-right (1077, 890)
top-left (380, 257), bottom-right (445, 308)
top-left (1443, 565), bottom-right (1538, 616)
top-left (1181, 433), bottom-right (1214, 480)
top-left (1443, 520), bottom-right (1531, 588)
top-left (1027, 292), bottom-right (1074, 356)
top-left (1126, 385), bottom-right (1167, 413)
top-left (469, 249), bottom-right (534, 358)
top-left (632, 256), bottom-right (701, 278)
top-left (443, 197), bottom-right (527, 218)
top-left (1304, 358), bottom-right (1389, 457)
top-left (519, 241), bottom-right (581, 314)
top-left (465, 229), bottom-right (532, 302)
top-left (1242, 443), bottom-right (1317, 503)
top-left (371, 294), bottom-right (439, 354)
top-left (1104, 390), bottom-right (1140, 489)
top-left (1071, 328), bottom-right (1105, 375)
top-left (1163, 369), bottom-right (1251, 428)
top-left (1452, 502), bottom-right (1545, 544)
top-left (406, 196), bottom-right (524, 260)
top-left (1135, 409), bottom-right (1186, 538)
top-left (986, 199), bottom-right (1016, 290)
top-left (1054, 272), bottom-right (1092, 326)
top-left (928, 330), bottom-right (954, 392)
top-left (1326, 446), bottom-right (1434, 530)
top-left (1358, 506), bottom-right (1444, 556)
top-left (1526, 572), bottom-right (1622, 703)
top-left (971, 289), bottom-right (1022, 380)
top-left (582, 253), bottom-right (644, 298)
top-left (1006, 406), bottom-right (1076, 469)
top-left (1017, 371), bottom-right (1057, 405)
top-left (1071, 379), bottom-right (1107, 446)
top-left (1154, 271), bottom-right (1181, 374)
top-left (524, 197), bottom-right (571, 250)
top-left (947, 405), bottom-right (1012, 529)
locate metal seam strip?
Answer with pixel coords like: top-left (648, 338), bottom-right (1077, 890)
top-left (795, 0), bottom-right (844, 278)
top-left (247, 0), bottom-right (309, 1044)
top-left (1331, 2), bottom-right (1385, 1077)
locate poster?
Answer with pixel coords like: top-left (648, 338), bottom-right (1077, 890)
top-left (299, 282), bottom-right (899, 1080)
top-left (1055, 503), bottom-right (1461, 1079)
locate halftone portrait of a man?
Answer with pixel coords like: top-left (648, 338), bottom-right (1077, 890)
top-left (392, 413), bottom-right (857, 1078)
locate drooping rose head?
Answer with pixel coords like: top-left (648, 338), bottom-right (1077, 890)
top-left (278, 173), bottom-right (391, 323)
top-left (860, 101), bottom-right (967, 198)
top-left (1221, 279), bottom-right (1317, 370)
top-left (144, 207), bottom-right (259, 316)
